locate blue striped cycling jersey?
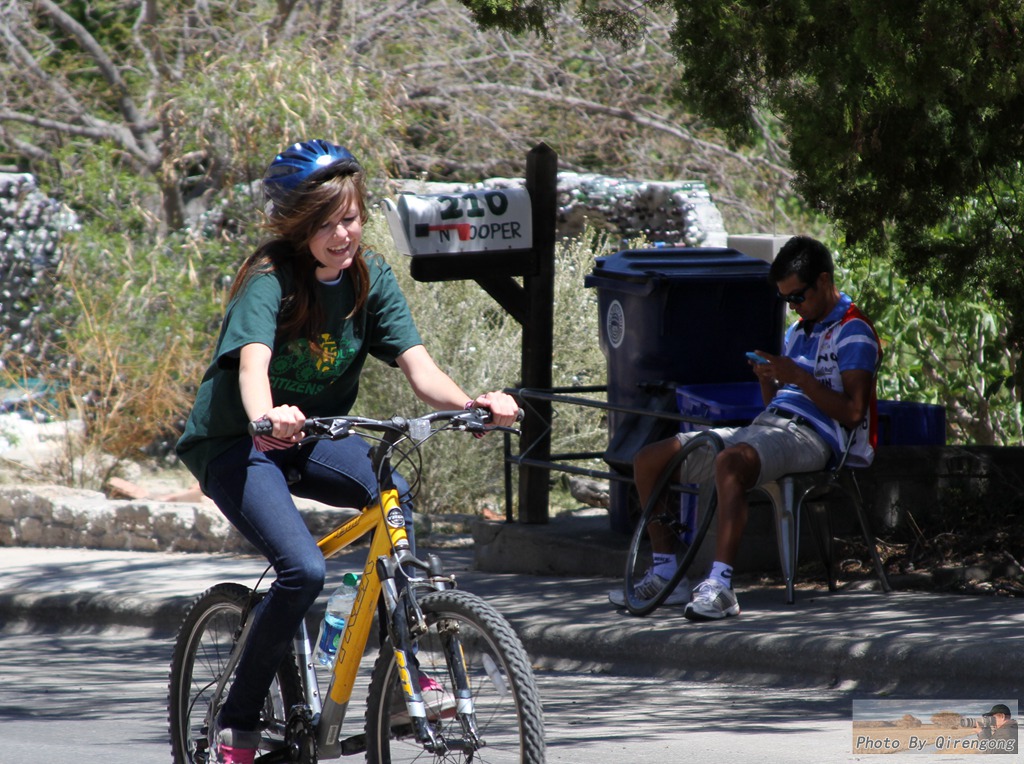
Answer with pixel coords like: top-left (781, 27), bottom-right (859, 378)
top-left (770, 292), bottom-right (880, 464)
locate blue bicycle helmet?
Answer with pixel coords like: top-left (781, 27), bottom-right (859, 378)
top-left (263, 140), bottom-right (359, 204)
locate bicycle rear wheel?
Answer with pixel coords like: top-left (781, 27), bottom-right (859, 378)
top-left (167, 582), bottom-right (303, 764)
top-left (622, 434), bottom-right (720, 616)
top-left (365, 589), bottom-right (545, 764)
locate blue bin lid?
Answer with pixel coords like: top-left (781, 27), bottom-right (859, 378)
top-left (676, 381), bottom-right (765, 422)
top-left (585, 247), bottom-right (771, 289)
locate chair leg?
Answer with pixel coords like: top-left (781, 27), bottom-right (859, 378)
top-left (844, 473), bottom-right (892, 593)
top-left (759, 480), bottom-right (799, 604)
top-left (804, 500), bottom-right (837, 592)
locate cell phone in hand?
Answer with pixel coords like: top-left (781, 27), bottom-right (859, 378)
top-left (746, 351), bottom-right (769, 365)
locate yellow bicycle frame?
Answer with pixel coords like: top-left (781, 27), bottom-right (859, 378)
top-left (315, 485), bottom-right (409, 752)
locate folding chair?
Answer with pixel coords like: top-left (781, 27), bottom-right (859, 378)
top-left (752, 431), bottom-right (892, 604)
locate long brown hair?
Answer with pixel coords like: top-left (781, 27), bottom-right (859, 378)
top-left (229, 168), bottom-right (371, 351)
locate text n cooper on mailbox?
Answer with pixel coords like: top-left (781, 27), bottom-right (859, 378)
top-left (383, 188), bottom-right (533, 256)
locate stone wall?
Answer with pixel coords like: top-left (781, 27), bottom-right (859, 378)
top-left (0, 484), bottom-right (357, 555)
top-left (3, 445), bottom-right (1021, 558)
top-left (396, 171), bottom-right (728, 247)
top-left (0, 173), bottom-right (78, 365)
top-left (737, 444), bottom-right (1024, 572)
top-left (858, 445), bottom-right (1024, 533)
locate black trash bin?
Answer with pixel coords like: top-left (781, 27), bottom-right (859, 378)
top-left (584, 247), bottom-right (785, 534)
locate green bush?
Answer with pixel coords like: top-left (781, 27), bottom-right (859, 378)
top-left (2, 234), bottom-right (228, 487)
top-left (10, 178), bottom-right (1022, 510)
top-left (0, 145), bottom-right (243, 487)
top-left (162, 45), bottom-right (403, 196)
top-left (838, 244), bottom-right (1024, 446)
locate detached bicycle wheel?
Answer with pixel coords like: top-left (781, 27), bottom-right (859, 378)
top-left (622, 433), bottom-right (721, 616)
top-left (365, 589), bottom-right (545, 764)
top-left (168, 583), bottom-right (302, 764)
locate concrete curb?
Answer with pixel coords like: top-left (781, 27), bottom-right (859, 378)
top-left (2, 511), bottom-right (1023, 700)
top-left (472, 516), bottom-right (628, 578)
top-left (514, 612), bottom-right (1006, 696)
top-left (0, 589), bottom-right (193, 632)
top-left (4, 581), bottom-right (1015, 698)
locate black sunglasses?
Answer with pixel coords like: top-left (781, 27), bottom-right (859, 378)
top-left (778, 284), bottom-right (813, 304)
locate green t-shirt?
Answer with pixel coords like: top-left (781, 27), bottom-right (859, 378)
top-left (176, 251), bottom-right (422, 488)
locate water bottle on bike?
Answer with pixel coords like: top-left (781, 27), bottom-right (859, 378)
top-left (314, 572), bottom-right (361, 667)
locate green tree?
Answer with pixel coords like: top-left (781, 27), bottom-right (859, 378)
top-left (840, 244), bottom-right (1023, 445)
top-left (0, 0), bottom-right (402, 234)
top-left (669, 1), bottom-right (1024, 348)
top-left (461, 1), bottom-right (1024, 343)
top-left (459, 0), bottom-right (1024, 437)
top-left (2, 0), bottom-right (798, 236)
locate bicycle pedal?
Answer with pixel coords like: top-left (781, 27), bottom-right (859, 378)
top-left (340, 733), bottom-right (367, 755)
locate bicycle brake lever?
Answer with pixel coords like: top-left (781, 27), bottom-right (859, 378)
top-left (324, 419), bottom-right (352, 438)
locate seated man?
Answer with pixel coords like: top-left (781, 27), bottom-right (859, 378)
top-left (608, 235), bottom-right (881, 621)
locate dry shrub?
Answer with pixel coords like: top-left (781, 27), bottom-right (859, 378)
top-left (1, 236), bottom-right (220, 488)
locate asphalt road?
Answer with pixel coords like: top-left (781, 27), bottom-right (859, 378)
top-left (0, 622), bottom-right (989, 764)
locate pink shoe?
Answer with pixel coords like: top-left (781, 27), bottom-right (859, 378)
top-left (418, 673), bottom-right (458, 720)
top-left (390, 672), bottom-right (457, 725)
top-left (212, 728), bottom-right (259, 764)
top-left (216, 745), bottom-right (256, 764)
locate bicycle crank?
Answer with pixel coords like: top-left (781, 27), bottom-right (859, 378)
top-left (255, 705), bottom-right (317, 764)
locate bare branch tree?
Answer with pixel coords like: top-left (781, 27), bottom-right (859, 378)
top-left (35, 0), bottom-right (159, 160)
top-left (1, 0), bottom-right (799, 235)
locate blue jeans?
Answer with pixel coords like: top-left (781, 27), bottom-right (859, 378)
top-left (203, 435), bottom-right (413, 732)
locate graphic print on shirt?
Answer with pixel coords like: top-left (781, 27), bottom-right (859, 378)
top-left (819, 305), bottom-right (880, 468)
top-left (269, 333), bottom-right (357, 396)
top-left (814, 325), bottom-right (841, 391)
top-left (774, 296), bottom-right (880, 467)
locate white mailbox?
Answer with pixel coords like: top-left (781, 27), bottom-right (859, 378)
top-left (383, 188), bottom-right (532, 256)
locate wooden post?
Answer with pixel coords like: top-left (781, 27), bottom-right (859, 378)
top-left (401, 143), bottom-right (558, 523)
top-left (517, 143), bottom-right (557, 523)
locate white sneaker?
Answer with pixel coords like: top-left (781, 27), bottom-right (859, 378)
top-left (683, 578), bottom-right (741, 621)
top-left (608, 570), bottom-right (691, 607)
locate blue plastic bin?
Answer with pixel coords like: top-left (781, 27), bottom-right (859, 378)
top-left (877, 401), bottom-right (946, 446)
top-left (676, 381), bottom-right (765, 431)
top-left (677, 385), bottom-right (946, 446)
top-left (585, 248), bottom-right (785, 534)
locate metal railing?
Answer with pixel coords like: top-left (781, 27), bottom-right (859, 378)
top-left (501, 385), bottom-right (724, 522)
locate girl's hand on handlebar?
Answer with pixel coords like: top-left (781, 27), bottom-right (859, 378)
top-left (467, 391), bottom-right (521, 430)
top-left (251, 405), bottom-right (306, 450)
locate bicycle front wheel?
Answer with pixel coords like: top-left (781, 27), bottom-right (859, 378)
top-left (167, 582), bottom-right (303, 764)
top-left (365, 589), bottom-right (545, 764)
top-left (622, 434), bottom-right (720, 616)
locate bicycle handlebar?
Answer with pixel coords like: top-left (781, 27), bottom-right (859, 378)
top-left (247, 407), bottom-right (524, 438)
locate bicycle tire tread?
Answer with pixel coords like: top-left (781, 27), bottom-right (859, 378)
top-left (623, 435), bottom-right (719, 616)
top-left (167, 582), bottom-right (303, 764)
top-left (365, 589), bottom-right (545, 763)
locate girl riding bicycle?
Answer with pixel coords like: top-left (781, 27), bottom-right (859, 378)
top-left (175, 139), bottom-right (519, 764)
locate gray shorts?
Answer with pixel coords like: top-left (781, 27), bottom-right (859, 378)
top-left (673, 410), bottom-right (831, 487)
